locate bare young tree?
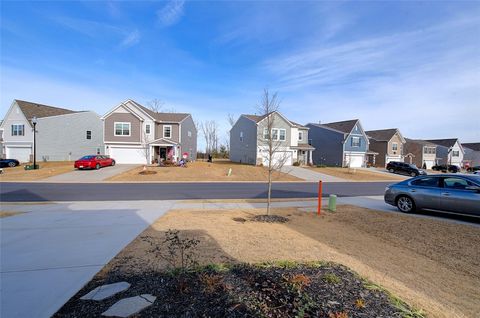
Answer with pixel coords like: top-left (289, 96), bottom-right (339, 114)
top-left (256, 89), bottom-right (288, 215)
top-left (227, 113), bottom-right (236, 127)
top-left (200, 120), bottom-right (219, 158)
top-left (147, 98), bottom-right (165, 113)
top-left (140, 130), bottom-right (153, 169)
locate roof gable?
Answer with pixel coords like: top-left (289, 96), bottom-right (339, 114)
top-left (366, 128), bottom-right (405, 143)
top-left (129, 100), bottom-right (190, 123)
top-left (323, 119), bottom-right (359, 134)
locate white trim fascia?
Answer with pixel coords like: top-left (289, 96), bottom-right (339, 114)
top-left (179, 125), bottom-right (182, 143)
top-left (256, 111), bottom-right (295, 128)
top-left (3, 141), bottom-right (33, 144)
top-left (104, 141), bottom-right (142, 145)
top-left (101, 101), bottom-right (145, 121)
top-left (124, 100), bottom-right (156, 121)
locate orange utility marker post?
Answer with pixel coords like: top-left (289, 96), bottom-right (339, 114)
top-left (317, 180), bottom-right (323, 215)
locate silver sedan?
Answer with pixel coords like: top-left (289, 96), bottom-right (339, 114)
top-left (384, 174), bottom-right (480, 216)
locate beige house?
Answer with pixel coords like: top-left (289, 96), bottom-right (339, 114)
top-left (102, 100), bottom-right (197, 164)
top-left (404, 139), bottom-right (438, 169)
top-left (366, 128), bottom-right (406, 167)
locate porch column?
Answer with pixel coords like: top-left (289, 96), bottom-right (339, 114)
top-left (309, 150), bottom-right (313, 165)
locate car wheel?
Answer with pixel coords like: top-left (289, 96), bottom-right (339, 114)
top-left (396, 196), bottom-right (415, 213)
top-left (8, 161), bottom-right (16, 167)
top-left (95, 163), bottom-right (100, 170)
top-left (111, 160), bottom-right (116, 167)
top-left (388, 168), bottom-right (394, 173)
top-left (410, 172), bottom-right (417, 177)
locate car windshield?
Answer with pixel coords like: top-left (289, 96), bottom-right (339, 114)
top-left (79, 156), bottom-right (95, 160)
top-left (408, 164), bottom-right (418, 169)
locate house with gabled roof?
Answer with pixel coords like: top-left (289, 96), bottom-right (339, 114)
top-left (0, 99), bottom-right (103, 162)
top-left (306, 119), bottom-right (373, 167)
top-left (403, 139), bottom-right (439, 169)
top-left (101, 99), bottom-right (197, 164)
top-left (426, 138), bottom-right (465, 168)
top-left (229, 111), bottom-right (314, 166)
top-left (462, 143), bottom-right (480, 167)
top-left (366, 128), bottom-right (406, 167)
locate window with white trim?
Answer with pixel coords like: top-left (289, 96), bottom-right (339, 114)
top-left (263, 128), bottom-right (270, 140)
top-left (351, 137), bottom-right (360, 147)
top-left (11, 124), bottom-right (25, 136)
top-left (392, 142), bottom-right (398, 151)
top-left (240, 131), bottom-right (244, 142)
top-left (298, 131), bottom-right (303, 141)
top-left (114, 122), bottom-right (130, 136)
top-left (163, 125), bottom-right (172, 138)
top-left (188, 130), bottom-right (192, 137)
top-left (272, 129), bottom-right (279, 141)
top-left (452, 150), bottom-right (459, 157)
top-left (145, 124), bottom-right (151, 134)
top-left (279, 129), bottom-right (286, 141)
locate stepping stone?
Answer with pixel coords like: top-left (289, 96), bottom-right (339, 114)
top-left (81, 282), bottom-right (131, 301)
top-left (102, 294), bottom-right (156, 317)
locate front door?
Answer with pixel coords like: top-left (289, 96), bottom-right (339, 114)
top-left (159, 147), bottom-right (167, 160)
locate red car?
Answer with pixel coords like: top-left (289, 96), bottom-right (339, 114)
top-left (74, 155), bottom-right (116, 170)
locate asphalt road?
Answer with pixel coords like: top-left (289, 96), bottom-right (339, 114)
top-left (0, 182), bottom-right (393, 202)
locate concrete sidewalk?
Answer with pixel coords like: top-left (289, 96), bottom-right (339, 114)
top-left (43, 164), bottom-right (138, 182)
top-left (0, 200), bottom-right (174, 318)
top-left (278, 166), bottom-right (346, 182)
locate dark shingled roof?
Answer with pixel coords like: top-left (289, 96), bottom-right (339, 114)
top-left (15, 99), bottom-right (77, 121)
top-left (425, 138), bottom-right (459, 148)
top-left (405, 138), bottom-right (437, 146)
top-left (242, 112), bottom-right (307, 128)
top-left (462, 143), bottom-right (480, 151)
top-left (322, 119), bottom-right (359, 134)
top-left (130, 101), bottom-right (190, 123)
top-left (366, 129), bottom-right (399, 141)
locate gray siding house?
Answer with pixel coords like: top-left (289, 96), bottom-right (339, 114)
top-left (426, 138), bottom-right (464, 168)
top-left (230, 112), bottom-right (314, 166)
top-left (102, 100), bottom-right (197, 164)
top-left (462, 143), bottom-right (480, 167)
top-left (0, 99), bottom-right (103, 162)
top-left (307, 119), bottom-right (371, 167)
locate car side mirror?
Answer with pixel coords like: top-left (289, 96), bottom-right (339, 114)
top-left (465, 186), bottom-right (480, 193)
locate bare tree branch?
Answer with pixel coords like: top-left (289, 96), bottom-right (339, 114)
top-left (256, 88), bottom-right (287, 215)
top-left (147, 99), bottom-right (165, 113)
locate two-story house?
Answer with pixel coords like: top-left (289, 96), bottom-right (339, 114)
top-left (307, 119), bottom-right (371, 167)
top-left (426, 138), bottom-right (465, 168)
top-left (102, 100), bottom-right (197, 164)
top-left (462, 143), bottom-right (480, 167)
top-left (0, 99), bottom-right (103, 162)
top-left (403, 139), bottom-right (438, 169)
top-left (366, 128), bottom-right (406, 167)
top-left (229, 111), bottom-right (314, 166)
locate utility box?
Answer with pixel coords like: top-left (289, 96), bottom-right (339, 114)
top-left (24, 164), bottom-right (40, 170)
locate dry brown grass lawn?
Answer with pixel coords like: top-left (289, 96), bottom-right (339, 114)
top-left (0, 161), bottom-right (74, 181)
top-left (104, 205), bottom-right (480, 318)
top-left (0, 211), bottom-right (25, 218)
top-left (107, 160), bottom-right (301, 182)
top-left (307, 167), bottom-right (406, 181)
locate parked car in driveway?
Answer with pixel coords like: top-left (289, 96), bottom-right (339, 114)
top-left (432, 164), bottom-right (460, 173)
top-left (74, 155), bottom-right (115, 170)
top-left (386, 161), bottom-right (426, 177)
top-left (0, 159), bottom-right (20, 168)
top-left (384, 174), bottom-right (480, 216)
top-left (467, 166), bottom-right (480, 172)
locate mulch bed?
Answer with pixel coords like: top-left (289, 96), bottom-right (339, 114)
top-left (139, 170), bottom-right (157, 175)
top-left (54, 262), bottom-right (414, 317)
top-left (250, 214), bottom-right (290, 223)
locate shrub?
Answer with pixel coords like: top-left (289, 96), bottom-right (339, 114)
top-left (293, 161), bottom-right (301, 166)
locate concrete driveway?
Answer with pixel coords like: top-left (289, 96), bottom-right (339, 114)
top-left (0, 200), bottom-right (175, 318)
top-left (44, 164), bottom-right (138, 182)
top-left (279, 166), bottom-right (346, 182)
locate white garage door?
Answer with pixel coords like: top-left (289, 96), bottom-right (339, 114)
top-left (386, 156), bottom-right (402, 164)
top-left (262, 151), bottom-right (293, 166)
top-left (423, 160), bottom-right (435, 169)
top-left (108, 147), bottom-right (146, 164)
top-left (345, 153), bottom-right (364, 168)
top-left (6, 146), bottom-right (31, 163)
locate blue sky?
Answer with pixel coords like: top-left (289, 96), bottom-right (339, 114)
top-left (1, 0), bottom-right (479, 147)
